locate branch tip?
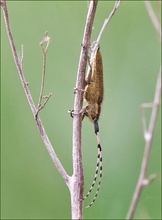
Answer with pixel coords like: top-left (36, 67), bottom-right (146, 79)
top-left (40, 32), bottom-right (50, 54)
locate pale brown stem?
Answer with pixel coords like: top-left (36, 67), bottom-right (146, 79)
top-left (70, 1), bottom-right (98, 218)
top-left (126, 1), bottom-right (161, 218)
top-left (144, 0), bottom-right (161, 40)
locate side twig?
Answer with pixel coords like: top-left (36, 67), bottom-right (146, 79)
top-left (97, 0), bottom-right (121, 44)
top-left (35, 31), bottom-right (52, 119)
top-left (86, 0), bottom-right (122, 81)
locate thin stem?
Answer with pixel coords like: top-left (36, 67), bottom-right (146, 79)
top-left (38, 31), bottom-right (50, 106)
top-left (1, 0), bottom-right (70, 187)
top-left (86, 0), bottom-right (122, 81)
top-left (144, 0), bottom-right (161, 41)
top-left (35, 32), bottom-right (51, 118)
top-left (97, 0), bottom-right (121, 44)
top-left (126, 69), bottom-right (161, 219)
top-left (126, 1), bottom-right (161, 218)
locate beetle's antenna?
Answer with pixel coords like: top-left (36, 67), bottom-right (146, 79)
top-left (84, 121), bottom-right (103, 208)
top-left (83, 143), bottom-right (101, 200)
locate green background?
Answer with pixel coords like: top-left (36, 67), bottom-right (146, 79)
top-left (1, 1), bottom-right (161, 219)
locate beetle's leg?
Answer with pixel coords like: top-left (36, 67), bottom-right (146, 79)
top-left (73, 87), bottom-right (87, 94)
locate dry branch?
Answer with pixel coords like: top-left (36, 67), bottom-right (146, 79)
top-left (1, 0), bottom-right (70, 189)
top-left (126, 1), bottom-right (161, 219)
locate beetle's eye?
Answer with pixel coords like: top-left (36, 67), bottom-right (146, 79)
top-left (91, 115), bottom-right (97, 121)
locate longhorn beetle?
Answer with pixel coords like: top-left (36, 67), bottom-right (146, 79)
top-left (80, 46), bottom-right (103, 208)
top-left (69, 46), bottom-right (103, 208)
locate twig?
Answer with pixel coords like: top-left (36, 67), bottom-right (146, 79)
top-left (35, 31), bottom-right (51, 119)
top-left (86, 0), bottom-right (122, 81)
top-left (126, 2), bottom-right (161, 219)
top-left (144, 1), bottom-right (161, 41)
top-left (19, 45), bottom-right (24, 71)
top-left (97, 0), bottom-right (121, 44)
top-left (1, 0), bottom-right (70, 187)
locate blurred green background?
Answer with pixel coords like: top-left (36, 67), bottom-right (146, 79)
top-left (1, 1), bottom-right (161, 219)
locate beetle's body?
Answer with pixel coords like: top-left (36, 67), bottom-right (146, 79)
top-left (82, 47), bottom-right (103, 124)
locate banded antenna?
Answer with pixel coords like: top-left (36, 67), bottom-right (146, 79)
top-left (84, 121), bottom-right (103, 208)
